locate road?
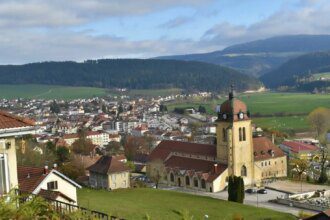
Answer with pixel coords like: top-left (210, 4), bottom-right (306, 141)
top-left (159, 185), bottom-right (318, 216)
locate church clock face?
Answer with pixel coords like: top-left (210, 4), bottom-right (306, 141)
top-left (239, 112), bottom-right (244, 119)
top-left (222, 113), bottom-right (227, 120)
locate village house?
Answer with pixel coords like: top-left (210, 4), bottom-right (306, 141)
top-left (17, 165), bottom-right (81, 205)
top-left (87, 155), bottom-right (130, 190)
top-left (148, 87), bottom-right (287, 192)
top-left (63, 130), bottom-right (110, 146)
top-left (279, 140), bottom-right (320, 161)
top-left (0, 111), bottom-right (35, 195)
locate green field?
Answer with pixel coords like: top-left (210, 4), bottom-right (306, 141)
top-left (0, 84), bottom-right (182, 100)
top-left (78, 188), bottom-right (295, 220)
top-left (168, 92), bottom-right (330, 132)
top-left (0, 84), bottom-right (107, 100)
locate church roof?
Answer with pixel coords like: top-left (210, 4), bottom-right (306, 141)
top-left (148, 140), bottom-right (216, 161)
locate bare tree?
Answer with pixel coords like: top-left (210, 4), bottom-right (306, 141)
top-left (148, 159), bottom-right (166, 189)
top-left (291, 158), bottom-right (309, 192)
top-left (308, 107), bottom-right (330, 183)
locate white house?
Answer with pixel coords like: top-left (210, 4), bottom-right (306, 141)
top-left (17, 165), bottom-right (81, 205)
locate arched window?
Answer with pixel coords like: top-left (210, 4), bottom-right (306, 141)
top-left (239, 127), bottom-right (242, 141)
top-left (222, 128), bottom-right (226, 142)
top-left (193, 178), bottom-right (198, 187)
top-left (170, 173), bottom-right (174, 182)
top-left (185, 176), bottom-right (190, 186)
top-left (243, 127), bottom-right (246, 141)
top-left (241, 165), bottom-right (247, 176)
top-left (201, 179), bottom-right (206, 189)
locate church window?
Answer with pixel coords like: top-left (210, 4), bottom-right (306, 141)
top-left (194, 178), bottom-right (198, 187)
top-left (243, 127), bottom-right (246, 141)
top-left (239, 128), bottom-right (242, 141)
top-left (269, 161), bottom-right (271, 165)
top-left (201, 179), bottom-right (206, 189)
top-left (222, 128), bottom-right (227, 142)
top-left (170, 173), bottom-right (174, 182)
top-left (261, 162), bottom-right (263, 166)
top-left (185, 176), bottom-right (190, 186)
top-left (241, 165), bottom-right (247, 176)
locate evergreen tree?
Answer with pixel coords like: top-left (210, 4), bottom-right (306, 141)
top-left (228, 175), bottom-right (245, 203)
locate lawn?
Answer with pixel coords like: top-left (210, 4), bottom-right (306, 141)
top-left (0, 84), bottom-right (107, 100)
top-left (78, 188), bottom-right (296, 220)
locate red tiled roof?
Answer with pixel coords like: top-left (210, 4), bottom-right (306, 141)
top-left (253, 137), bottom-right (285, 161)
top-left (17, 166), bottom-right (47, 193)
top-left (282, 141), bottom-right (319, 153)
top-left (149, 140), bottom-right (216, 161)
top-left (38, 189), bottom-right (75, 202)
top-left (0, 111), bottom-right (34, 129)
top-left (87, 155), bottom-right (130, 174)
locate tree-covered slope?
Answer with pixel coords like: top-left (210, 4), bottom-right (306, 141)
top-left (0, 59), bottom-right (261, 92)
top-left (260, 52), bottom-right (330, 90)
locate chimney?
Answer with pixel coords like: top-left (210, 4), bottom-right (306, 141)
top-left (53, 163), bottom-right (57, 169)
top-left (271, 133), bottom-right (275, 144)
top-left (214, 164), bottom-right (218, 173)
top-left (43, 165), bottom-right (49, 175)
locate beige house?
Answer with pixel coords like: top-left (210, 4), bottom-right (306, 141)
top-left (0, 111), bottom-right (35, 195)
top-left (148, 87), bottom-right (287, 192)
top-left (88, 155), bottom-right (130, 190)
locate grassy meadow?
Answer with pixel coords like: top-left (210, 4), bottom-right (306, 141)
top-left (78, 188), bottom-right (295, 220)
top-left (167, 92), bottom-right (330, 132)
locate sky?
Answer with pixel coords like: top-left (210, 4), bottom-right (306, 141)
top-left (1, 0), bottom-right (330, 64)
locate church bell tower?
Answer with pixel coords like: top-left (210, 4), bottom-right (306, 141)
top-left (216, 85), bottom-right (254, 185)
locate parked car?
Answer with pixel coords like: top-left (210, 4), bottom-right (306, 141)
top-left (257, 189), bottom-right (267, 194)
top-left (245, 188), bottom-right (257, 194)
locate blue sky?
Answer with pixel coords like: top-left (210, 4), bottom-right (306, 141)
top-left (0, 0), bottom-right (329, 64)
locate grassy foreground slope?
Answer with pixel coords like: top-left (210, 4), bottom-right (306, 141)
top-left (78, 188), bottom-right (295, 220)
top-left (0, 84), bottom-right (106, 100)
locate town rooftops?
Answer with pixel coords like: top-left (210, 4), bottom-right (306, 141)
top-left (253, 137), bottom-right (285, 161)
top-left (87, 155), bottom-right (130, 175)
top-left (281, 141), bottom-right (319, 153)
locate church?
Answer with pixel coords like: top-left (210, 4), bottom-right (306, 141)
top-left (148, 87), bottom-right (287, 192)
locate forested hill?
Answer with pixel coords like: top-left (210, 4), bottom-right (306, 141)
top-left (0, 59), bottom-right (261, 92)
top-left (260, 52), bottom-right (330, 90)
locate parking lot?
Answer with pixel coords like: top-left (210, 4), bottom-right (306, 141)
top-left (161, 185), bottom-right (318, 216)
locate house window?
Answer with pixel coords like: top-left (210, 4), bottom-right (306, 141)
top-left (241, 165), bottom-right (247, 177)
top-left (201, 179), bottom-right (206, 189)
top-left (194, 178), bottom-right (198, 187)
top-left (185, 176), bottom-right (190, 186)
top-left (0, 154), bottom-right (9, 195)
top-left (47, 181), bottom-right (58, 190)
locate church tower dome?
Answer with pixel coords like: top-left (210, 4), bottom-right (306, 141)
top-left (218, 85), bottom-right (250, 122)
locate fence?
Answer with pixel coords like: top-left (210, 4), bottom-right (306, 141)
top-left (16, 190), bottom-right (125, 220)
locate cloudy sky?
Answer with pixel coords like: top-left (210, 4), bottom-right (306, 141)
top-left (1, 0), bottom-right (330, 64)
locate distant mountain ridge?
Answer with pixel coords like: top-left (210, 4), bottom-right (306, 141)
top-left (157, 35), bottom-right (330, 77)
top-left (0, 59), bottom-right (261, 92)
